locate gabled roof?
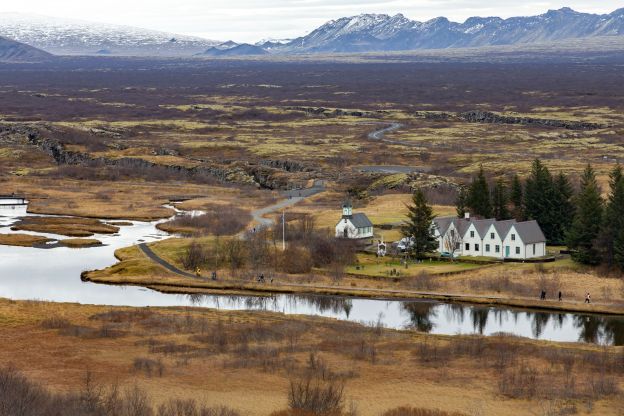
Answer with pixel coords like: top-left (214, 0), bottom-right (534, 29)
top-left (492, 220), bottom-right (516, 239)
top-left (350, 213), bottom-right (373, 228)
top-left (433, 216), bottom-right (471, 237)
top-left (511, 220), bottom-right (546, 244)
top-left (471, 219), bottom-right (495, 239)
top-left (434, 216), bottom-right (546, 245)
top-left (433, 216), bottom-right (454, 236)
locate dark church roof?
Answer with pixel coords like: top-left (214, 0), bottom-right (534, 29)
top-left (350, 213), bottom-right (373, 228)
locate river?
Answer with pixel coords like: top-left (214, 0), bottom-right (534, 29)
top-left (0, 207), bottom-right (622, 346)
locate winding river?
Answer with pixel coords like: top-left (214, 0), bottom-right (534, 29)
top-left (0, 206), bottom-right (623, 346)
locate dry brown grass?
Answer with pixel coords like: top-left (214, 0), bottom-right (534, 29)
top-left (0, 233), bottom-right (52, 247)
top-left (11, 216), bottom-right (119, 237)
top-left (59, 238), bottom-right (103, 248)
top-left (0, 298), bottom-right (621, 416)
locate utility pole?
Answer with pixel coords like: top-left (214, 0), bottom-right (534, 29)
top-left (282, 210), bottom-right (286, 251)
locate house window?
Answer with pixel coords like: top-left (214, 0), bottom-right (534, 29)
top-left (511, 234), bottom-right (516, 241)
top-left (450, 229), bottom-right (455, 238)
top-left (485, 244), bottom-right (490, 253)
top-left (533, 244), bottom-right (536, 255)
top-left (516, 247), bottom-right (521, 255)
top-left (470, 231), bottom-right (475, 238)
top-left (495, 245), bottom-right (500, 253)
top-left (490, 233), bottom-right (495, 239)
top-left (475, 244), bottom-right (480, 251)
top-left (465, 243), bottom-right (470, 251)
top-left (455, 242), bottom-right (460, 249)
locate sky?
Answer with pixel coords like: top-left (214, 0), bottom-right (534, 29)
top-left (0, 0), bottom-right (622, 42)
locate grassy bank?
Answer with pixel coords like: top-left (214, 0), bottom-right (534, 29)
top-left (83, 238), bottom-right (624, 316)
top-left (0, 298), bottom-right (621, 416)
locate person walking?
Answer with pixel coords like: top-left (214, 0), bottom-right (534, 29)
top-left (558, 291), bottom-right (562, 302)
top-left (585, 292), bottom-right (591, 304)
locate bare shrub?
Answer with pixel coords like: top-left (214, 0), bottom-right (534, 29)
top-left (224, 239), bottom-right (247, 270)
top-left (180, 240), bottom-right (209, 271)
top-left (133, 357), bottom-right (165, 377)
top-left (498, 363), bottom-right (538, 398)
top-left (166, 205), bottom-right (251, 236)
top-left (288, 376), bottom-right (345, 415)
top-left (380, 407), bottom-right (469, 416)
top-left (280, 245), bottom-right (313, 274)
top-left (40, 316), bottom-right (71, 329)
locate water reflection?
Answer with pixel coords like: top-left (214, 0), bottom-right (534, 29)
top-left (397, 299), bottom-right (624, 346)
top-left (0, 210), bottom-right (622, 346)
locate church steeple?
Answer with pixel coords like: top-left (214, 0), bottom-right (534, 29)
top-left (342, 200), bottom-right (353, 218)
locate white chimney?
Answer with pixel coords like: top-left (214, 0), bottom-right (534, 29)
top-left (464, 212), bottom-right (470, 220)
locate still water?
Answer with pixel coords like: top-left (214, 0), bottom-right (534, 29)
top-left (0, 208), bottom-right (622, 345)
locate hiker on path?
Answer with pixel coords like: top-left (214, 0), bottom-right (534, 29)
top-left (585, 292), bottom-right (591, 304)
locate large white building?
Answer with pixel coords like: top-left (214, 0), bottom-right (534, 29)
top-left (335, 201), bottom-right (374, 239)
top-left (433, 214), bottom-right (547, 260)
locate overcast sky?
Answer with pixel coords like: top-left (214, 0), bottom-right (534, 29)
top-left (0, 1), bottom-right (622, 42)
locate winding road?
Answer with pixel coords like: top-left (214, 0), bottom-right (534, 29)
top-left (138, 121), bottom-right (408, 277)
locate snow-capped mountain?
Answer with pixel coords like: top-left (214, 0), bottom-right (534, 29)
top-left (0, 35), bottom-right (52, 62)
top-left (277, 7), bottom-right (624, 53)
top-left (0, 13), bottom-right (221, 57)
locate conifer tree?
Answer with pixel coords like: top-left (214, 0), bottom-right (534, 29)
top-left (551, 172), bottom-right (575, 245)
top-left (466, 165), bottom-right (492, 218)
top-left (510, 174), bottom-right (524, 221)
top-left (455, 185), bottom-right (468, 218)
top-left (492, 178), bottom-right (510, 220)
top-left (602, 164), bottom-right (624, 269)
top-left (524, 159), bottom-right (556, 242)
top-left (567, 164), bottom-right (604, 265)
top-left (401, 189), bottom-right (437, 259)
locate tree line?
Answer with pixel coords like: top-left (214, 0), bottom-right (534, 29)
top-left (402, 160), bottom-right (624, 270)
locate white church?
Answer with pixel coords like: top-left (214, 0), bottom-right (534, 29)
top-left (335, 201), bottom-right (374, 239)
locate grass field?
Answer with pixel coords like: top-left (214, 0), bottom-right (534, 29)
top-left (0, 298), bottom-right (621, 416)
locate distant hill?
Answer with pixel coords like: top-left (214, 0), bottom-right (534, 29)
top-left (200, 43), bottom-right (269, 57)
top-left (0, 13), bottom-right (221, 57)
top-left (275, 7), bottom-right (624, 53)
top-left (0, 36), bottom-right (52, 62)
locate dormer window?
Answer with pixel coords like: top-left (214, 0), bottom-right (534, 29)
top-left (490, 232), bottom-right (495, 239)
top-left (511, 234), bottom-right (516, 241)
top-left (470, 231), bottom-right (475, 238)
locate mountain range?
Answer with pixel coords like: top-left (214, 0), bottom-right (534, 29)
top-left (0, 35), bottom-right (52, 62)
top-left (0, 8), bottom-right (623, 58)
top-left (0, 13), bottom-right (220, 57)
top-left (275, 7), bottom-right (624, 53)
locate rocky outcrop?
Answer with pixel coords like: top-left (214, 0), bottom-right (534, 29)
top-left (458, 111), bottom-right (604, 130)
top-left (22, 126), bottom-right (316, 190)
top-left (259, 159), bottom-right (313, 173)
top-left (414, 110), bottom-right (604, 130)
top-left (288, 106), bottom-right (386, 118)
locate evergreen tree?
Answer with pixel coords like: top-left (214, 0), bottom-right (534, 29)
top-left (466, 165), bottom-right (492, 218)
top-left (455, 185), bottom-right (468, 218)
top-left (492, 178), bottom-right (510, 220)
top-left (510, 174), bottom-right (524, 221)
top-left (524, 159), bottom-right (556, 242)
top-left (567, 164), bottom-right (604, 265)
top-left (602, 164), bottom-right (624, 269)
top-left (401, 189), bottom-right (437, 259)
top-left (551, 172), bottom-right (575, 245)
top-left (614, 228), bottom-right (624, 272)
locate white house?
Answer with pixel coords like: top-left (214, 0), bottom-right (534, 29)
top-left (433, 214), bottom-right (546, 260)
top-left (335, 201), bottom-right (374, 239)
